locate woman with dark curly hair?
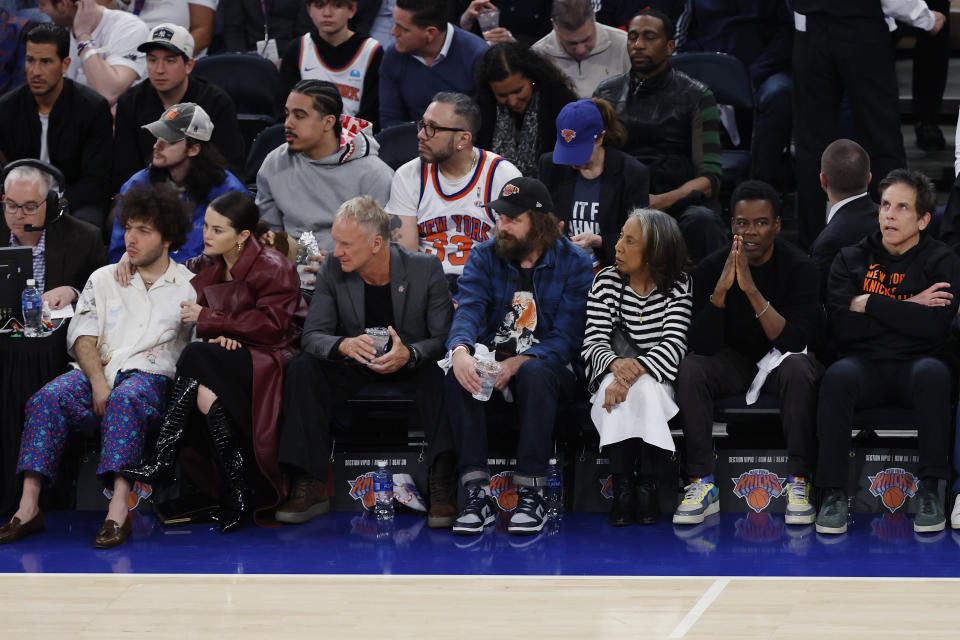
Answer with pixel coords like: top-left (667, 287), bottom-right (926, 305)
top-left (582, 208), bottom-right (692, 527)
top-left (474, 42), bottom-right (577, 177)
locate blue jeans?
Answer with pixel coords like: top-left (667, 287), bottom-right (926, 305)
top-left (749, 72), bottom-right (793, 185)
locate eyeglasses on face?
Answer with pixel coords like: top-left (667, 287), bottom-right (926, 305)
top-left (3, 198), bottom-right (44, 215)
top-left (416, 118), bottom-right (465, 139)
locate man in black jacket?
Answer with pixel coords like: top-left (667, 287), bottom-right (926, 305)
top-left (112, 23), bottom-right (244, 191)
top-left (815, 169), bottom-right (960, 536)
top-left (810, 139), bottom-right (878, 299)
top-left (674, 180), bottom-right (822, 527)
top-left (0, 23), bottom-right (112, 229)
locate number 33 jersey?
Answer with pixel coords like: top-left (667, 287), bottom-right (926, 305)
top-left (386, 150), bottom-right (521, 275)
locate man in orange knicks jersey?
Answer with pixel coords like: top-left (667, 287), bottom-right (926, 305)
top-left (386, 91), bottom-right (520, 296)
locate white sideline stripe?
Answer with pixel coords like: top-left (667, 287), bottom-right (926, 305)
top-left (668, 578), bottom-right (729, 639)
top-left (3, 573), bottom-right (960, 581)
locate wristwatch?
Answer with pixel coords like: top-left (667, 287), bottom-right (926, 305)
top-left (405, 344), bottom-right (420, 369)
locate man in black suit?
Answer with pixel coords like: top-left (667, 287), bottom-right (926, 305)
top-left (276, 195), bottom-right (457, 528)
top-left (810, 139), bottom-right (878, 299)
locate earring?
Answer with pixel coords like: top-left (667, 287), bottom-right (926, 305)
top-left (457, 146), bottom-right (462, 150)
top-left (237, 241), bottom-right (244, 251)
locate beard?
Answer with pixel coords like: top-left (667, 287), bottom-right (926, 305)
top-left (495, 230), bottom-right (534, 263)
top-left (419, 138), bottom-right (455, 164)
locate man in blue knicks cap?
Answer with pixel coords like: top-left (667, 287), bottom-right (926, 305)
top-left (444, 175), bottom-right (593, 536)
top-left (539, 97), bottom-right (650, 269)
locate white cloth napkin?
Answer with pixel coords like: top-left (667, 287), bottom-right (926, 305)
top-left (745, 348), bottom-right (807, 405)
top-left (590, 374), bottom-right (677, 452)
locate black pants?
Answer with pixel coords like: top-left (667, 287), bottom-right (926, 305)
top-left (816, 356), bottom-right (952, 488)
top-left (674, 204), bottom-right (727, 264)
top-left (277, 354), bottom-right (451, 479)
top-left (445, 358), bottom-right (575, 487)
top-left (675, 349), bottom-right (823, 478)
top-left (911, 0), bottom-right (950, 125)
top-left (606, 438), bottom-right (659, 478)
top-left (793, 16), bottom-right (906, 248)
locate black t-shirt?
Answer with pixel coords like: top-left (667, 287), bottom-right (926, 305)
top-left (364, 282), bottom-right (394, 329)
top-left (491, 267), bottom-right (539, 358)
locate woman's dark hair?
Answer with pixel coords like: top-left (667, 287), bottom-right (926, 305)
top-left (592, 97), bottom-right (627, 149)
top-left (474, 42), bottom-right (574, 113)
top-left (149, 138), bottom-right (228, 205)
top-left (625, 208), bottom-right (689, 292)
top-left (879, 168), bottom-right (937, 218)
top-left (115, 183), bottom-right (191, 251)
top-left (292, 79), bottom-right (343, 138)
top-left (209, 191), bottom-right (260, 233)
top-left (26, 23), bottom-right (69, 61)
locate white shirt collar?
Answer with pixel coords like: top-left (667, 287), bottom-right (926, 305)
top-left (826, 192), bottom-right (870, 225)
top-left (413, 23), bottom-right (455, 67)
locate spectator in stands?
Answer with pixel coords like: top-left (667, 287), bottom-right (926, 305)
top-left (792, 1), bottom-right (945, 248)
top-left (378, 0), bottom-right (487, 129)
top-left (531, 0), bottom-right (629, 99)
top-left (810, 139), bottom-right (877, 298)
top-left (275, 196), bottom-right (456, 527)
top-left (221, 0), bottom-right (311, 58)
top-left (538, 97), bottom-right (649, 268)
top-left (474, 42), bottom-right (576, 178)
top-left (38, 0), bottom-right (148, 106)
top-left (674, 180), bottom-right (822, 527)
top-left (0, 183), bottom-right (194, 549)
top-left (674, 0), bottom-right (793, 189)
top-left (280, 0), bottom-right (383, 127)
top-left (125, 192), bottom-right (306, 534)
top-left (816, 169), bottom-right (960, 536)
top-left (387, 91), bottom-right (520, 292)
top-left (0, 23), bottom-right (113, 228)
top-left (594, 9), bottom-right (725, 262)
top-left (451, 0), bottom-right (551, 48)
top-left (0, 161), bottom-right (105, 310)
top-left (258, 80), bottom-right (393, 262)
top-left (0, 5), bottom-right (40, 94)
top-left (109, 0), bottom-right (218, 53)
top-left (903, 0), bottom-right (950, 152)
top-left (445, 176), bottom-right (592, 536)
top-left (582, 208), bottom-right (691, 526)
top-left (353, 0), bottom-right (395, 46)
top-left (108, 102), bottom-right (247, 263)
top-left (113, 23), bottom-right (244, 192)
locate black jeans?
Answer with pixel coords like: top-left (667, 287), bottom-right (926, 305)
top-left (445, 358), bottom-right (575, 488)
top-left (816, 356), bottom-right (952, 488)
top-left (675, 348), bottom-right (823, 478)
top-left (277, 354), bottom-right (451, 479)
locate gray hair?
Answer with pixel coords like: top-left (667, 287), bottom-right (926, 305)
top-left (335, 195), bottom-right (391, 242)
top-left (431, 91), bottom-right (481, 135)
top-left (4, 165), bottom-right (52, 194)
top-left (625, 207), bottom-right (689, 291)
top-left (552, 0), bottom-right (595, 31)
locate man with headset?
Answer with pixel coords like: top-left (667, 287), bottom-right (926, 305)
top-left (0, 159), bottom-right (105, 310)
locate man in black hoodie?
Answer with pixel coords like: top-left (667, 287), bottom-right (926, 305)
top-left (816, 168), bottom-right (960, 536)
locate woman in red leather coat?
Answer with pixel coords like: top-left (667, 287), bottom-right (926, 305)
top-left (125, 191), bottom-right (306, 532)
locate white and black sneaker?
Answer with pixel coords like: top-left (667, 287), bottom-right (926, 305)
top-left (508, 488), bottom-right (547, 535)
top-left (452, 484), bottom-right (496, 535)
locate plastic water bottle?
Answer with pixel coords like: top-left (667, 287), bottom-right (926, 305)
top-left (545, 458), bottom-right (563, 518)
top-left (21, 279), bottom-right (42, 337)
top-left (373, 460), bottom-right (394, 520)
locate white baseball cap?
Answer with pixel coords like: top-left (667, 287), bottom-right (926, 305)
top-left (138, 23), bottom-right (195, 59)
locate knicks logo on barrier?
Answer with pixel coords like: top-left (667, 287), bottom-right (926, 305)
top-left (868, 467), bottom-right (917, 513)
top-left (348, 472), bottom-right (376, 510)
top-left (600, 475), bottom-right (613, 500)
top-left (489, 471), bottom-right (521, 511)
top-left (731, 469), bottom-right (785, 512)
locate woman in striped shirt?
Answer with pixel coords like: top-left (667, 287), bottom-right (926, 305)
top-left (582, 208), bottom-right (693, 526)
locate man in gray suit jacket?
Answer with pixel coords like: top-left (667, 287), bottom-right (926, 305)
top-left (276, 195), bottom-right (457, 527)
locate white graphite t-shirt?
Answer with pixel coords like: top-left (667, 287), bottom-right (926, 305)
top-left (67, 8), bottom-right (149, 87)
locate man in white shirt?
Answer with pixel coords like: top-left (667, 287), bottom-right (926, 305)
top-left (38, 0), bottom-right (148, 106)
top-left (387, 91), bottom-right (519, 292)
top-left (531, 0), bottom-right (629, 98)
top-left (0, 182), bottom-right (195, 550)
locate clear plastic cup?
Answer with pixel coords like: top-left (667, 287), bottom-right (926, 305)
top-left (472, 358), bottom-right (501, 401)
top-left (476, 8), bottom-right (500, 32)
top-left (365, 327), bottom-right (390, 357)
top-left (297, 264), bottom-right (314, 290)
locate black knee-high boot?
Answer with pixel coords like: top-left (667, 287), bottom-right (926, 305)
top-left (123, 377), bottom-right (199, 485)
top-left (205, 400), bottom-right (251, 534)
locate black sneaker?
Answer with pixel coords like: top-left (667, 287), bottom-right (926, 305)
top-left (914, 486), bottom-right (946, 533)
top-left (452, 485), bottom-right (495, 536)
top-left (508, 488), bottom-right (547, 535)
top-left (815, 488), bottom-right (848, 535)
top-left (916, 122), bottom-right (945, 152)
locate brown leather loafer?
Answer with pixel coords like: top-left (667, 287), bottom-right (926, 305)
top-left (0, 513), bottom-right (45, 545)
top-left (94, 518), bottom-right (132, 549)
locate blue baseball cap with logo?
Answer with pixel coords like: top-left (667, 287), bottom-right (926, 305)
top-left (552, 99), bottom-right (604, 166)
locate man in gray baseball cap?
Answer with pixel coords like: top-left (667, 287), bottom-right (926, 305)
top-left (143, 102), bottom-right (214, 143)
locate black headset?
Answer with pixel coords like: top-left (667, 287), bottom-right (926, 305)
top-left (2, 158), bottom-right (70, 230)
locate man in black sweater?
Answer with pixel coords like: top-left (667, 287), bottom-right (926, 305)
top-left (674, 180), bottom-right (822, 527)
top-left (816, 169), bottom-right (960, 536)
top-left (112, 23), bottom-right (244, 191)
top-left (0, 23), bottom-right (112, 229)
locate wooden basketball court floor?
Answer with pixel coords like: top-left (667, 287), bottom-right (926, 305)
top-left (1, 510), bottom-right (957, 638)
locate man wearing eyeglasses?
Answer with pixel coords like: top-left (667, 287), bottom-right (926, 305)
top-left (0, 164), bottom-right (105, 311)
top-left (386, 91), bottom-right (520, 291)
